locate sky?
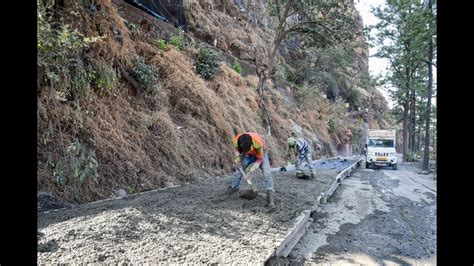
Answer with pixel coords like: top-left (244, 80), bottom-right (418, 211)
top-left (353, 0), bottom-right (396, 109)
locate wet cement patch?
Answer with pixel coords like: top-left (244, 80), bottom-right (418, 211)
top-left (38, 160), bottom-right (358, 264)
top-left (307, 196), bottom-right (437, 265)
top-left (281, 158), bottom-right (358, 173)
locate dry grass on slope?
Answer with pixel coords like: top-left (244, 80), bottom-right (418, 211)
top-left (37, 0), bottom-right (349, 204)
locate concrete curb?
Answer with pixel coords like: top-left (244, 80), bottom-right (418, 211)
top-left (268, 156), bottom-right (364, 260)
top-left (275, 210), bottom-right (312, 258)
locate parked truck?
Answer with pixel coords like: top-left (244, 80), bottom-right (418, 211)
top-left (365, 129), bottom-right (398, 170)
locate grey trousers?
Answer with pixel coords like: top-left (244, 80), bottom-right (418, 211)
top-left (295, 151), bottom-right (315, 173)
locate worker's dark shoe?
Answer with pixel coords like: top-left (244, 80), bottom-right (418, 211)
top-left (296, 170), bottom-right (304, 178)
top-left (310, 171), bottom-right (316, 179)
top-left (297, 171), bottom-right (311, 179)
top-left (226, 186), bottom-right (239, 194)
top-left (266, 190), bottom-right (275, 208)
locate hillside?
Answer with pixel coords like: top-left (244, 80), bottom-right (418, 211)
top-left (37, 0), bottom-right (391, 204)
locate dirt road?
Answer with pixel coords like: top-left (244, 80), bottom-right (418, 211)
top-left (269, 161), bottom-right (437, 265)
top-left (38, 158), bottom-right (358, 264)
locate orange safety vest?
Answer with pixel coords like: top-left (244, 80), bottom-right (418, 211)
top-left (232, 132), bottom-right (266, 164)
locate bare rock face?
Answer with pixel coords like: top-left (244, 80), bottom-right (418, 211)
top-left (184, 0), bottom-right (271, 67)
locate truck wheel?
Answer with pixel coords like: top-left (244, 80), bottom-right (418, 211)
top-left (392, 163), bottom-right (397, 170)
top-left (365, 162), bottom-right (369, 169)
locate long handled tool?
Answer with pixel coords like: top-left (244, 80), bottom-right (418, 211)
top-left (238, 167), bottom-right (258, 200)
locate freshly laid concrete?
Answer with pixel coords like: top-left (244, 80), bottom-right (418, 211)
top-left (38, 158), bottom-right (359, 264)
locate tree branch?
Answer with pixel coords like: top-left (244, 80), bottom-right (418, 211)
top-left (278, 0), bottom-right (293, 24)
top-left (286, 11), bottom-right (298, 19)
top-left (285, 20), bottom-right (334, 35)
top-left (114, 58), bottom-right (140, 93)
top-left (388, 57), bottom-right (403, 76)
top-left (417, 58), bottom-right (437, 68)
top-left (275, 0), bottom-right (281, 21)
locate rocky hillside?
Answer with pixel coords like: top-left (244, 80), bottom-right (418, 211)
top-left (37, 0), bottom-right (391, 204)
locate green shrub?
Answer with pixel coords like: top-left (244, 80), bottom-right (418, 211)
top-left (169, 32), bottom-right (185, 49)
top-left (327, 118), bottom-right (336, 133)
top-left (415, 150), bottom-right (436, 161)
top-left (96, 64), bottom-right (119, 96)
top-left (344, 89), bottom-right (361, 110)
top-left (196, 46), bottom-right (221, 80)
top-left (295, 85), bottom-right (311, 104)
top-left (127, 22), bottom-right (141, 34)
top-left (312, 71), bottom-right (337, 100)
top-left (232, 60), bottom-right (243, 76)
top-left (274, 66), bottom-right (286, 82)
top-left (69, 63), bottom-right (96, 100)
top-left (130, 57), bottom-right (159, 91)
top-left (50, 140), bottom-right (99, 186)
top-left (156, 38), bottom-right (167, 50)
top-left (405, 152), bottom-right (416, 162)
top-left (415, 150), bottom-right (424, 158)
top-left (266, 1), bottom-right (279, 16)
top-left (37, 3), bottom-right (102, 100)
top-left (284, 64), bottom-right (299, 84)
top-left (72, 101), bottom-right (84, 130)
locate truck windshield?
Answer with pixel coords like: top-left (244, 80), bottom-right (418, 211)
top-left (368, 139), bottom-right (394, 148)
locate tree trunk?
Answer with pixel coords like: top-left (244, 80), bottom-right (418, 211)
top-left (422, 0), bottom-right (434, 171)
top-left (401, 62), bottom-right (411, 162)
top-left (255, 44), bottom-right (280, 137)
top-left (410, 87), bottom-right (416, 152)
top-left (402, 90), bottom-right (410, 162)
top-left (432, 131), bottom-right (435, 150)
top-left (254, 5), bottom-right (288, 137)
top-left (417, 121), bottom-right (423, 151)
top-left (407, 98), bottom-right (412, 152)
top-left (256, 72), bottom-right (272, 136)
top-left (407, 121), bottom-right (412, 153)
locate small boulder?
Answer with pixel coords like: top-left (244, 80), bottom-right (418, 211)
top-left (113, 189), bottom-right (127, 197)
top-left (164, 182), bottom-right (175, 188)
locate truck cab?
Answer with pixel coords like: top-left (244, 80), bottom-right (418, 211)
top-left (365, 129), bottom-right (398, 170)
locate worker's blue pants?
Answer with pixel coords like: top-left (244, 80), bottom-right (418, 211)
top-left (231, 151), bottom-right (274, 191)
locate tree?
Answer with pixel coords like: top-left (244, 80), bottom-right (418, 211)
top-left (254, 0), bottom-right (356, 135)
top-left (422, 0), bottom-right (436, 171)
top-left (367, 0), bottom-right (431, 161)
top-left (411, 65), bottom-right (429, 152)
